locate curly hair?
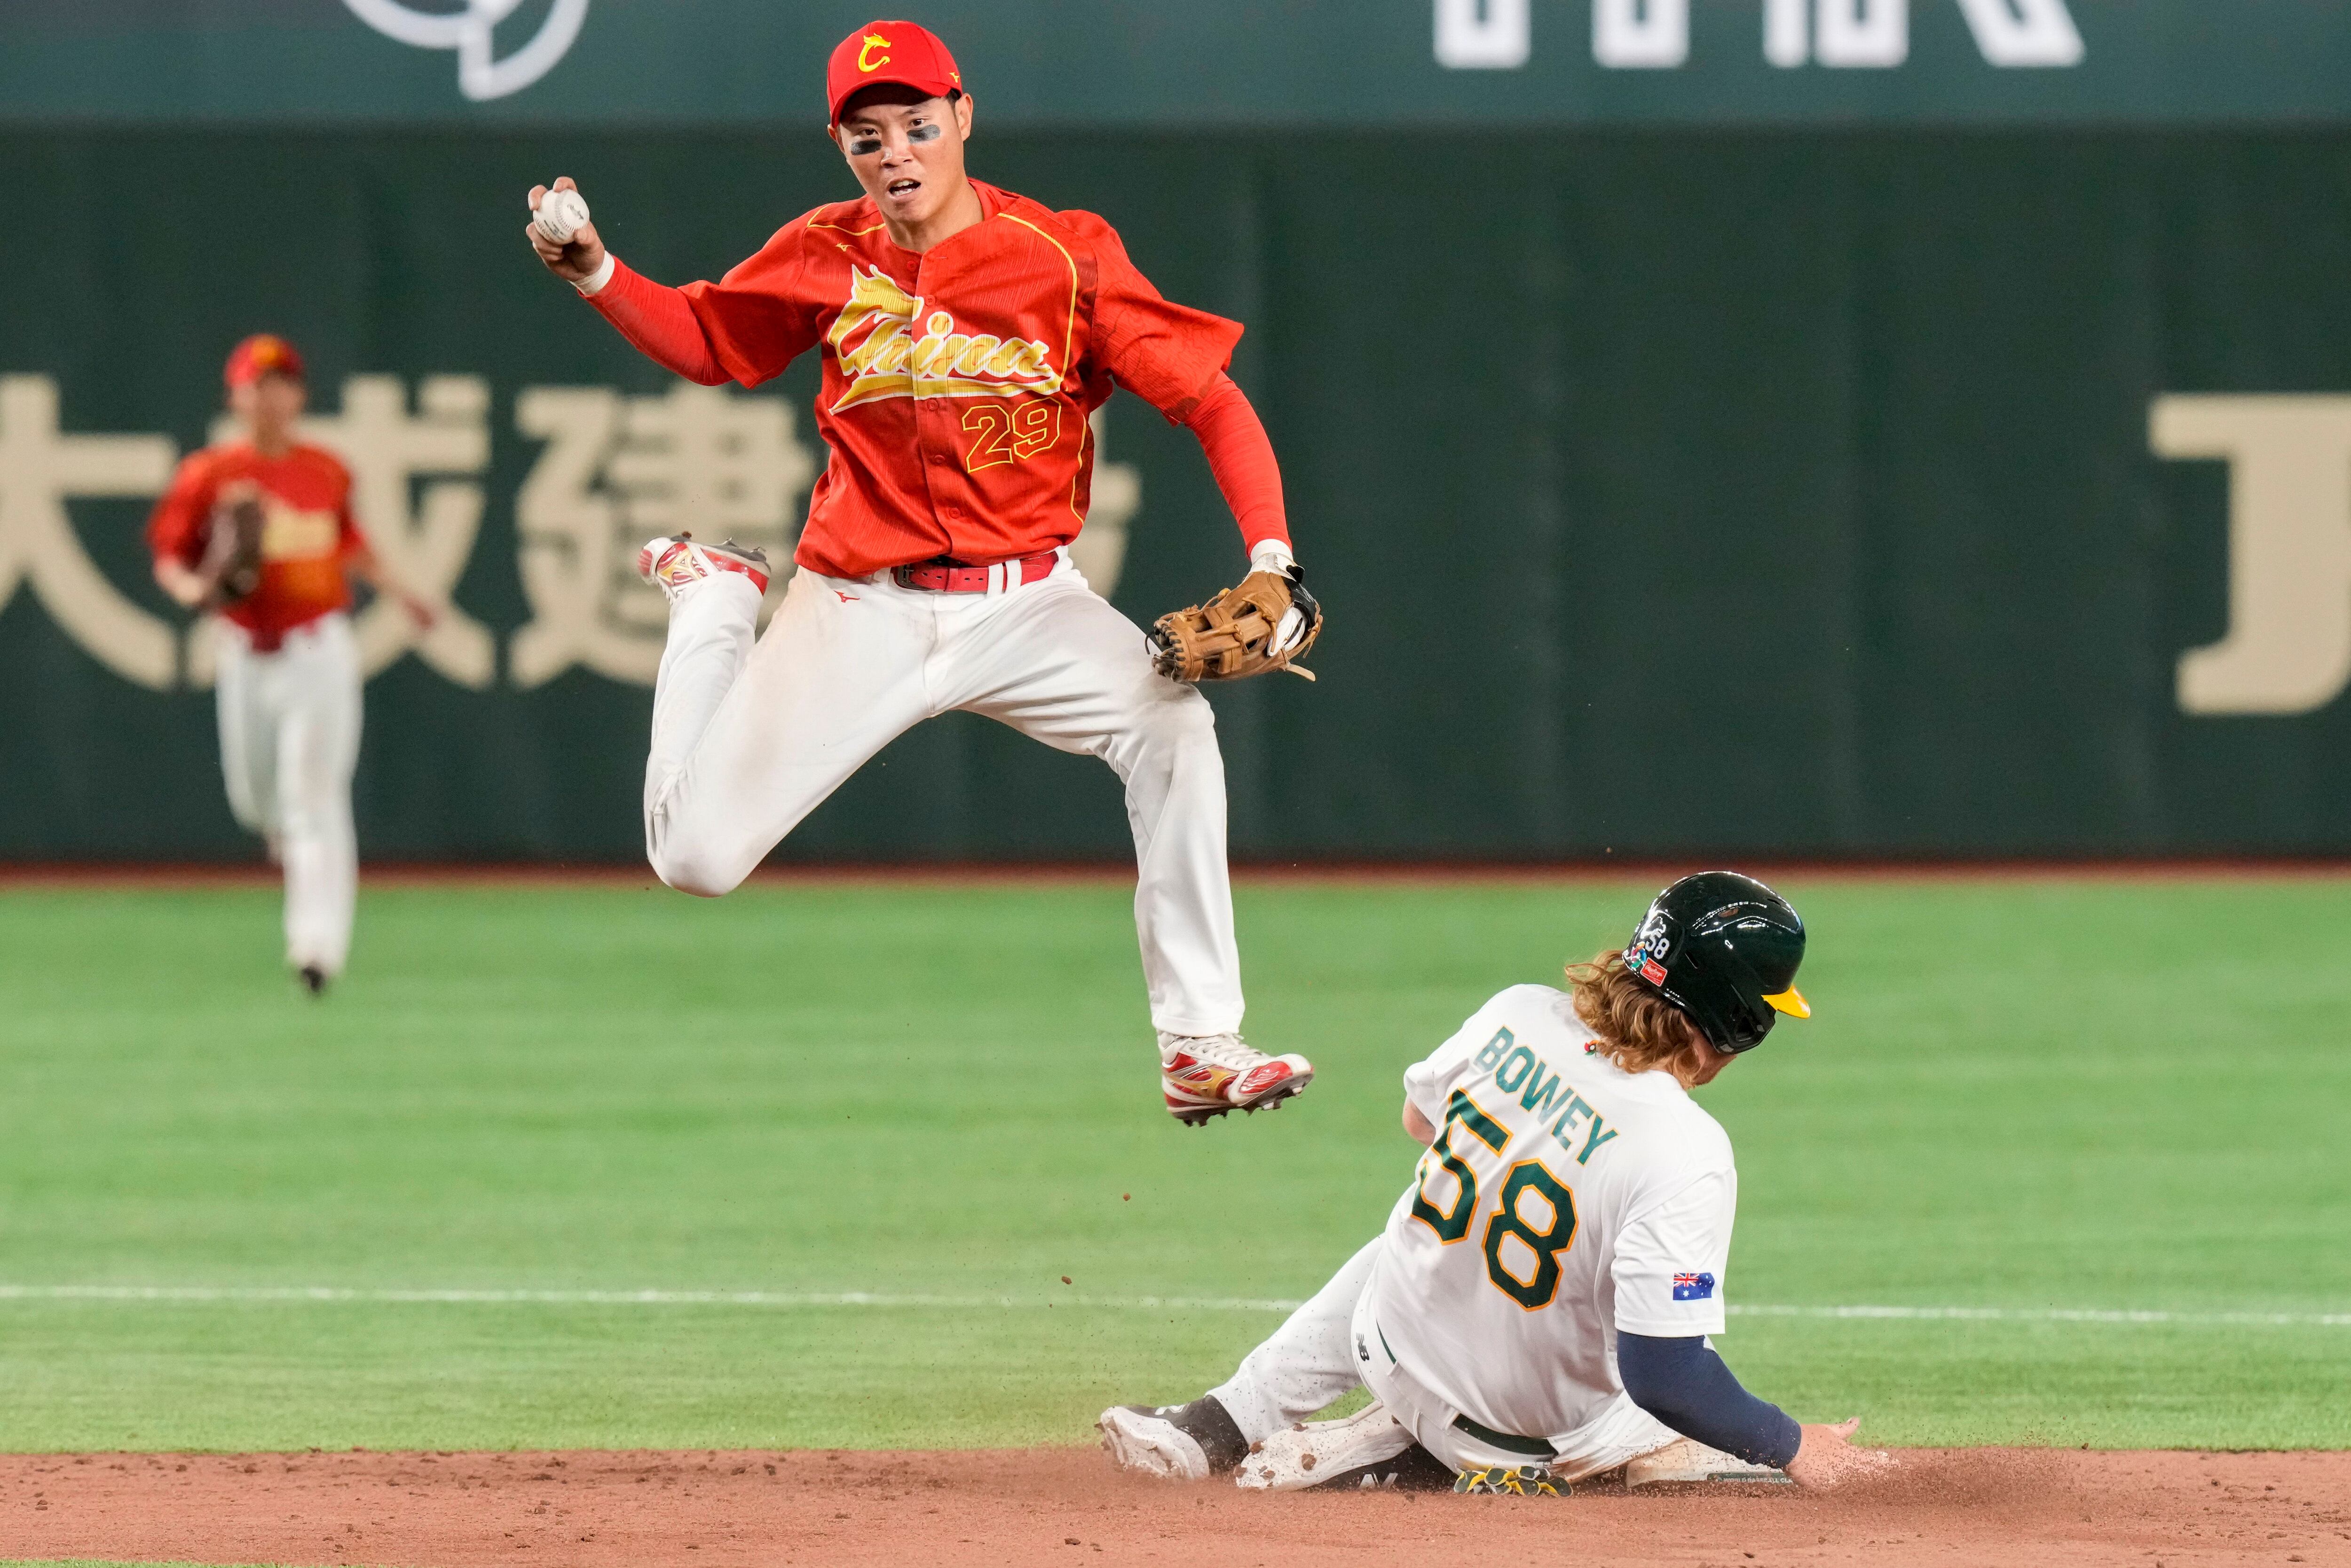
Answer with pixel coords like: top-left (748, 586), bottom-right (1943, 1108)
top-left (1566, 948), bottom-right (1704, 1075)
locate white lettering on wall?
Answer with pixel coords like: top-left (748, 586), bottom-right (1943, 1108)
top-left (1435, 0), bottom-right (1531, 69)
top-left (1764, 0), bottom-right (1810, 68)
top-left (0, 377), bottom-right (179, 690)
top-left (1593, 0), bottom-right (1688, 69)
top-left (3, 368), bottom-right (1145, 693)
top-left (2152, 395), bottom-right (2351, 717)
top-left (511, 383), bottom-right (816, 688)
top-left (1436, 0), bottom-right (2082, 71)
top-left (1951, 0), bottom-right (2083, 67)
top-left (1815, 0), bottom-right (1907, 67)
top-left (341, 0), bottom-right (591, 102)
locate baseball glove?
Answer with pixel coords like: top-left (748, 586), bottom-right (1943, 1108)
top-left (1149, 566), bottom-right (1323, 683)
top-left (197, 493), bottom-right (267, 609)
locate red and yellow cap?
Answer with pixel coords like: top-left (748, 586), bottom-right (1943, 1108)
top-left (223, 334), bottom-right (305, 389)
top-left (826, 20), bottom-right (962, 128)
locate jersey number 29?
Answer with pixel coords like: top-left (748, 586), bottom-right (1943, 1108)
top-left (1410, 1089), bottom-right (1580, 1310)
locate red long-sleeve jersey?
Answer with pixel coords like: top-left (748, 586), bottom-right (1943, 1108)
top-left (586, 179), bottom-right (1290, 579)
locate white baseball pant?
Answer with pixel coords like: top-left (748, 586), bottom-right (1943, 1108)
top-left (214, 611), bottom-right (362, 978)
top-left (1214, 1235), bottom-right (1679, 1481)
top-left (642, 551), bottom-right (1246, 1036)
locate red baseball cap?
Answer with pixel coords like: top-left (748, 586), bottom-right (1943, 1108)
top-left (826, 20), bottom-right (962, 128)
top-left (224, 333), bottom-right (305, 389)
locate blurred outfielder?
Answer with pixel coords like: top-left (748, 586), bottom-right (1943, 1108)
top-left (147, 335), bottom-right (434, 992)
top-left (526, 20), bottom-right (1322, 1122)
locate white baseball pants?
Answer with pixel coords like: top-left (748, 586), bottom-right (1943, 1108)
top-left (1210, 1235), bottom-right (1386, 1444)
top-left (1214, 1234), bottom-right (1679, 1481)
top-left (642, 552), bottom-right (1246, 1035)
top-left (214, 612), bottom-right (362, 978)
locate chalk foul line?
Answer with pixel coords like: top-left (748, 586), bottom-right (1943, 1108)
top-left (0, 1285), bottom-right (2343, 1326)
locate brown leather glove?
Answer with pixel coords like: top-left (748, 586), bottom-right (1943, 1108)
top-left (1149, 565), bottom-right (1323, 683)
top-left (197, 493), bottom-right (267, 610)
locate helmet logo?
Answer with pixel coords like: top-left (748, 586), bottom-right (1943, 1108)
top-left (1628, 907), bottom-right (1671, 963)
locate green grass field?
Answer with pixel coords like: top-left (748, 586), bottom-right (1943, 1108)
top-left (0, 875), bottom-right (2345, 1455)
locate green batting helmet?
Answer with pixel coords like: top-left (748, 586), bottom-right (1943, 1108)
top-left (1623, 871), bottom-right (1809, 1055)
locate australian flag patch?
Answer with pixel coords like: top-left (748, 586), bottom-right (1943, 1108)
top-left (1672, 1271), bottom-right (1717, 1301)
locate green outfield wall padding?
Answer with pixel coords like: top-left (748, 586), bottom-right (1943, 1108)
top-left (1, 127), bottom-right (2347, 861)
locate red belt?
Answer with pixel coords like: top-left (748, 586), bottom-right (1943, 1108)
top-left (890, 551), bottom-right (1058, 593)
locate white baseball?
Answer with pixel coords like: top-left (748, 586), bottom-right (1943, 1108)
top-left (534, 188), bottom-right (591, 245)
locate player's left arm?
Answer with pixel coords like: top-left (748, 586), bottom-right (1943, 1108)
top-left (337, 494), bottom-right (436, 629)
top-left (1612, 1172), bottom-right (1886, 1484)
top-left (1082, 219), bottom-right (1292, 564)
top-left (1182, 373), bottom-right (1293, 579)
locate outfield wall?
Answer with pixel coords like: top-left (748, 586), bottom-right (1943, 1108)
top-left (4, 127), bottom-right (2351, 861)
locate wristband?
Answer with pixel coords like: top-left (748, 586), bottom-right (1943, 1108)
top-left (573, 252), bottom-right (617, 298)
top-left (1249, 540), bottom-right (1296, 578)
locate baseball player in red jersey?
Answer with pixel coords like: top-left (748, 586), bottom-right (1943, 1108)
top-left (147, 335), bottom-right (435, 993)
top-left (523, 20), bottom-right (1318, 1123)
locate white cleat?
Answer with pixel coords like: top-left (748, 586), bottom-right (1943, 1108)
top-left (1235, 1401), bottom-right (1415, 1492)
top-left (637, 532), bottom-right (772, 605)
top-left (1159, 1032), bottom-right (1314, 1125)
top-left (1098, 1405), bottom-right (1212, 1482)
top-left (1625, 1436), bottom-right (1792, 1487)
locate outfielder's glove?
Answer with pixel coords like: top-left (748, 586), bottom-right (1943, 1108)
top-left (197, 493), bottom-right (267, 610)
top-left (1148, 565), bottom-right (1323, 683)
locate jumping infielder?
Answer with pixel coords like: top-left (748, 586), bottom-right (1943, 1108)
top-left (147, 334), bottom-right (435, 993)
top-left (524, 20), bottom-right (1322, 1122)
top-left (1101, 874), bottom-right (1889, 1490)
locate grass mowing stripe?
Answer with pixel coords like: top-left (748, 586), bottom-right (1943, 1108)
top-left (1, 1286), bottom-right (2348, 1328)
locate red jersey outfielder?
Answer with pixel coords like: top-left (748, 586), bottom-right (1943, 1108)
top-left (525, 20), bottom-right (1319, 1122)
top-left (147, 335), bottom-right (435, 993)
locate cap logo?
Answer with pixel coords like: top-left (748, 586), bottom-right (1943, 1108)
top-left (857, 32), bottom-right (892, 72)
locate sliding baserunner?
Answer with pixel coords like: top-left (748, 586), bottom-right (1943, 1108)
top-left (1102, 873), bottom-right (1889, 1490)
top-left (523, 20), bottom-right (1322, 1123)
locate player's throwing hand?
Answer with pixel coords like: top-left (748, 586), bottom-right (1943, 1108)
top-left (525, 177), bottom-right (606, 285)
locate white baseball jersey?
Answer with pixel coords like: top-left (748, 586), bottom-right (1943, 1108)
top-left (1365, 983), bottom-right (1740, 1448)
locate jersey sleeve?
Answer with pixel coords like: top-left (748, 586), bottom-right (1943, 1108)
top-left (676, 218), bottom-right (825, 389)
top-left (1612, 1167), bottom-right (1738, 1338)
top-left (331, 458), bottom-right (368, 555)
top-left (1400, 986), bottom-right (1546, 1129)
top-left (1085, 222), bottom-right (1245, 424)
top-left (145, 451), bottom-right (216, 567)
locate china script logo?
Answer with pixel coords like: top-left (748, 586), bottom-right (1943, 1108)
top-left (827, 268), bottom-right (1061, 412)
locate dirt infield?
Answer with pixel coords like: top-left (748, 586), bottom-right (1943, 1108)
top-left (1, 1447), bottom-right (2345, 1568)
